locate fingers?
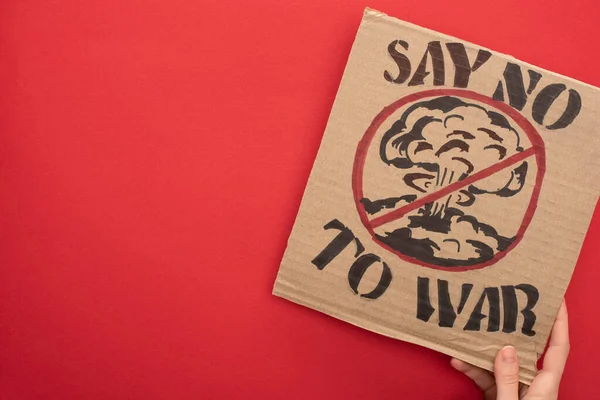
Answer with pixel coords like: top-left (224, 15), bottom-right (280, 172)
top-left (526, 300), bottom-right (570, 398)
top-left (452, 302), bottom-right (569, 400)
top-left (519, 382), bottom-right (529, 398)
top-left (542, 300), bottom-right (570, 378)
top-left (494, 346), bottom-right (520, 400)
top-left (451, 358), bottom-right (496, 395)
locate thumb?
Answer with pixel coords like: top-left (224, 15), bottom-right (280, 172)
top-left (494, 346), bottom-right (520, 400)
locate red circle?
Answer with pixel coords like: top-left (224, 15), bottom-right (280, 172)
top-left (352, 89), bottom-right (546, 272)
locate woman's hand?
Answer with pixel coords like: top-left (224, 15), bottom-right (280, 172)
top-left (451, 301), bottom-right (569, 400)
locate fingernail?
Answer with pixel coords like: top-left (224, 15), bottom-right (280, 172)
top-left (501, 346), bottom-right (516, 363)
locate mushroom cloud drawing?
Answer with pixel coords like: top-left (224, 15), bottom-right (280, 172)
top-left (362, 96), bottom-right (531, 267)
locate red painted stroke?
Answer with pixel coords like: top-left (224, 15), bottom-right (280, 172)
top-left (370, 146), bottom-right (537, 228)
top-left (352, 89), bottom-right (546, 271)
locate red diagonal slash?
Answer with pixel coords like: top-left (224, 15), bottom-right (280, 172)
top-left (369, 146), bottom-right (537, 229)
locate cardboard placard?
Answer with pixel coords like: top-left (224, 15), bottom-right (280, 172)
top-left (273, 8), bottom-right (600, 383)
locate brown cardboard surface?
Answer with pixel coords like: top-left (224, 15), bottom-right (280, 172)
top-left (273, 8), bottom-right (600, 384)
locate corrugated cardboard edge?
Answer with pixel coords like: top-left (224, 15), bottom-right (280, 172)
top-left (272, 6), bottom-right (596, 385)
top-left (362, 7), bottom-right (599, 91)
top-left (273, 279), bottom-right (523, 380)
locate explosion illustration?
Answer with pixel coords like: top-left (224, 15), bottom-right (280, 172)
top-left (363, 96), bottom-right (531, 267)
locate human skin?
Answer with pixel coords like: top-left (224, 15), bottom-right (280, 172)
top-left (451, 301), bottom-right (569, 400)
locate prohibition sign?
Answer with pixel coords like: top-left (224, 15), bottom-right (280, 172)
top-left (352, 89), bottom-right (546, 271)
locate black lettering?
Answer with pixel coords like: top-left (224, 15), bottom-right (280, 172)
top-left (384, 40), bottom-right (412, 84)
top-left (457, 283), bottom-right (473, 315)
top-left (417, 277), bottom-right (435, 322)
top-left (311, 219), bottom-right (364, 270)
top-left (437, 280), bottom-right (455, 327)
top-left (526, 70), bottom-right (543, 95)
top-left (408, 41), bottom-right (445, 86)
top-left (418, 278), bottom-right (473, 326)
top-left (492, 62), bottom-right (541, 111)
top-left (464, 287), bottom-right (500, 332)
top-left (445, 43), bottom-right (492, 88)
top-left (501, 285), bottom-right (519, 333)
top-left (515, 284), bottom-right (539, 336)
top-left (348, 254), bottom-right (392, 299)
top-left (532, 84), bottom-right (582, 130)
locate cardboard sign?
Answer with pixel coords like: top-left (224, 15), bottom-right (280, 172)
top-left (273, 8), bottom-right (600, 383)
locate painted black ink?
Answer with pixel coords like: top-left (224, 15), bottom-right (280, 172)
top-left (348, 254), bottom-right (392, 299)
top-left (312, 219), bottom-right (393, 299)
top-left (438, 280), bottom-right (474, 328)
top-left (417, 277), bottom-right (435, 322)
top-left (384, 40), bottom-right (411, 84)
top-left (384, 41), bottom-right (492, 89)
top-left (492, 62), bottom-right (531, 111)
top-left (417, 278), bottom-right (538, 334)
top-left (532, 84), bottom-right (582, 130)
top-left (445, 43), bottom-right (492, 88)
top-left (371, 96), bottom-right (525, 267)
top-left (311, 219), bottom-right (364, 270)
top-left (493, 63), bottom-right (581, 129)
top-left (513, 284), bottom-right (539, 336)
top-left (408, 41), bottom-right (445, 86)
top-left (464, 287), bottom-right (501, 332)
top-left (382, 41), bottom-right (581, 129)
top-left (361, 195), bottom-right (417, 215)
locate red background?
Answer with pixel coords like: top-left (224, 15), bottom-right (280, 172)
top-left (1, 1), bottom-right (598, 399)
